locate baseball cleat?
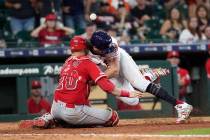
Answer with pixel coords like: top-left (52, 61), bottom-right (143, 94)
top-left (175, 102), bottom-right (193, 123)
top-left (19, 119), bottom-right (46, 129)
top-left (39, 113), bottom-right (54, 122)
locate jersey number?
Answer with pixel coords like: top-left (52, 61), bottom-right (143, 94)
top-left (56, 70), bottom-right (79, 90)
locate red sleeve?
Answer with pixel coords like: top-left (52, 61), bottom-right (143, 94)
top-left (97, 77), bottom-right (115, 93)
top-left (183, 70), bottom-right (190, 86)
top-left (85, 60), bottom-right (106, 83)
top-left (206, 59), bottom-right (210, 78)
top-left (38, 29), bottom-right (45, 38)
top-left (40, 99), bottom-right (51, 113)
top-left (58, 29), bottom-right (65, 37)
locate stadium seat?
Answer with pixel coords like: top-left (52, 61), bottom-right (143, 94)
top-left (15, 31), bottom-right (40, 48)
top-left (15, 31), bottom-right (32, 41)
top-left (75, 28), bottom-right (85, 35)
top-left (153, 4), bottom-right (166, 20)
top-left (177, 4), bottom-right (188, 18)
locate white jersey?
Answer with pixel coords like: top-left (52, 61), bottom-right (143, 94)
top-left (89, 37), bottom-right (151, 106)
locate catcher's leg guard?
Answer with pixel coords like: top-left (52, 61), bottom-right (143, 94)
top-left (104, 108), bottom-right (119, 127)
top-left (19, 118), bottom-right (46, 129)
top-left (19, 113), bottom-right (56, 129)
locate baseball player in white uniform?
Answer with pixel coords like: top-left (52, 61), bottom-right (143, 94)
top-left (88, 30), bottom-right (193, 123)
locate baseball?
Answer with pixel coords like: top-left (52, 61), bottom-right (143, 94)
top-left (90, 13), bottom-right (97, 21)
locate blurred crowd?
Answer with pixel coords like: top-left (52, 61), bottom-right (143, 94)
top-left (0, 0), bottom-right (210, 48)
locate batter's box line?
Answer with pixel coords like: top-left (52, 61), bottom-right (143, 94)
top-left (1, 134), bottom-right (210, 138)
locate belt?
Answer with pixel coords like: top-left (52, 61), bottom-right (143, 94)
top-left (54, 99), bottom-right (75, 108)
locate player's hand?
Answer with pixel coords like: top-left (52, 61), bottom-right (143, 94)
top-left (129, 90), bottom-right (143, 98)
top-left (56, 21), bottom-right (64, 30)
top-left (13, 3), bottom-right (21, 9)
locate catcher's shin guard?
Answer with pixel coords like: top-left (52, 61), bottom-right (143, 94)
top-left (104, 108), bottom-right (119, 127)
top-left (19, 113), bottom-right (56, 129)
top-left (19, 119), bottom-right (46, 129)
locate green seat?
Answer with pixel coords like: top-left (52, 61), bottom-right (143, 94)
top-left (15, 31), bottom-right (37, 48)
top-left (15, 31), bottom-right (32, 41)
top-left (130, 39), bottom-right (141, 44)
top-left (75, 28), bottom-right (85, 35)
top-left (177, 4), bottom-right (188, 18)
top-left (153, 4), bottom-right (166, 20)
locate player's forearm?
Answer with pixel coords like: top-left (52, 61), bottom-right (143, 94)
top-left (31, 25), bottom-right (44, 37)
top-left (111, 88), bottom-right (131, 97)
top-left (97, 78), bottom-right (135, 97)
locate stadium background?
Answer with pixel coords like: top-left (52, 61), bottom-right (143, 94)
top-left (0, 0), bottom-right (210, 139)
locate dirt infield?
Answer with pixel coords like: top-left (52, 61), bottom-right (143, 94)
top-left (0, 117), bottom-right (210, 140)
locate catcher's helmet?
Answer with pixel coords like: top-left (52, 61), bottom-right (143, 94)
top-left (90, 30), bottom-right (116, 55)
top-left (70, 36), bottom-right (87, 52)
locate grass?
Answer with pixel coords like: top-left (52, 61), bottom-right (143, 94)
top-left (159, 128), bottom-right (210, 135)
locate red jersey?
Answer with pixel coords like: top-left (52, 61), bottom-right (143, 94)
top-left (205, 58), bottom-right (210, 78)
top-left (177, 67), bottom-right (191, 99)
top-left (177, 68), bottom-right (191, 86)
top-left (54, 55), bottom-right (107, 105)
top-left (39, 28), bottom-right (65, 45)
top-left (27, 97), bottom-right (51, 114)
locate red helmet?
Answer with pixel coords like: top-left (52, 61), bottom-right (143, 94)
top-left (70, 36), bottom-right (87, 52)
top-left (167, 51), bottom-right (180, 58)
top-left (45, 13), bottom-right (57, 21)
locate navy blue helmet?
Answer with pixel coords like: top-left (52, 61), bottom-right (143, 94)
top-left (90, 30), bottom-right (116, 55)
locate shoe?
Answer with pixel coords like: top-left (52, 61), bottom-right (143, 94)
top-left (175, 102), bottom-right (193, 123)
top-left (39, 113), bottom-right (54, 122)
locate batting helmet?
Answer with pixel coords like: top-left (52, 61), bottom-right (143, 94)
top-left (70, 36), bottom-right (87, 52)
top-left (91, 31), bottom-right (112, 49)
top-left (90, 30), bottom-right (116, 54)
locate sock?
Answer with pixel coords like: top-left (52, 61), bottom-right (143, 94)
top-left (146, 83), bottom-right (177, 106)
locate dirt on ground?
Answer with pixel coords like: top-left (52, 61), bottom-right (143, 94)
top-left (0, 117), bottom-right (210, 140)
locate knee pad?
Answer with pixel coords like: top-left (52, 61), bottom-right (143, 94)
top-left (104, 109), bottom-right (119, 127)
